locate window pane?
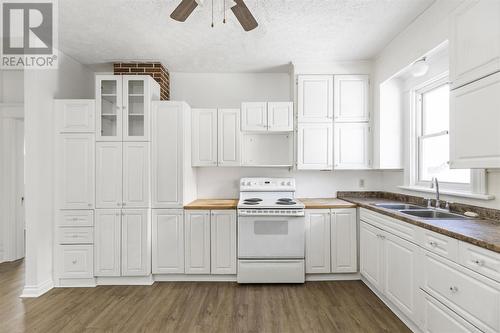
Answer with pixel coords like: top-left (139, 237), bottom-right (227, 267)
top-left (420, 134), bottom-right (470, 183)
top-left (422, 84), bottom-right (449, 135)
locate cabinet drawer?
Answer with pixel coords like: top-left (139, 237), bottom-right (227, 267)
top-left (417, 228), bottom-right (459, 262)
top-left (422, 251), bottom-right (500, 332)
top-left (459, 242), bottom-right (500, 283)
top-left (57, 210), bottom-right (94, 227)
top-left (421, 291), bottom-right (482, 333)
top-left (359, 208), bottom-right (417, 243)
top-left (58, 227), bottom-right (94, 244)
top-left (59, 245), bottom-right (93, 278)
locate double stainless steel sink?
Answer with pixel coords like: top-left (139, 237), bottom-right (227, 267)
top-left (373, 203), bottom-right (469, 220)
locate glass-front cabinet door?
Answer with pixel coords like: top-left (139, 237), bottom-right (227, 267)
top-left (123, 76), bottom-right (149, 141)
top-left (96, 75), bottom-right (122, 141)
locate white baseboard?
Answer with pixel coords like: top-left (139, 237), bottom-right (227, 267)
top-left (361, 276), bottom-right (421, 333)
top-left (56, 278), bottom-right (97, 288)
top-left (154, 274), bottom-right (237, 282)
top-left (20, 279), bottom-right (54, 298)
top-left (96, 275), bottom-right (154, 285)
top-left (306, 273), bottom-right (361, 281)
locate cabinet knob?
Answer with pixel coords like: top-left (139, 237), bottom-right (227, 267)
top-left (72, 260), bottom-right (77, 264)
top-left (117, 203), bottom-right (121, 206)
top-left (429, 241), bottom-right (438, 247)
top-left (449, 286), bottom-right (458, 293)
top-left (473, 259), bottom-right (484, 266)
top-left (122, 202), bottom-right (126, 206)
top-left (88, 203), bottom-right (92, 207)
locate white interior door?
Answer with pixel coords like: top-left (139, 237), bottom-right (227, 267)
top-left (210, 210), bottom-right (236, 275)
top-left (305, 210), bottom-right (331, 274)
top-left (297, 123), bottom-right (333, 170)
top-left (56, 134), bottom-right (95, 209)
top-left (334, 123), bottom-right (371, 169)
top-left (96, 142), bottom-right (122, 209)
top-left (267, 102), bottom-right (293, 131)
top-left (94, 209), bottom-right (121, 276)
top-left (331, 209), bottom-right (357, 273)
top-left (192, 108), bottom-right (217, 166)
top-left (241, 102), bottom-right (268, 131)
top-left (15, 120), bottom-right (25, 260)
top-left (185, 210), bottom-right (211, 274)
top-left (334, 75), bottom-right (369, 122)
top-left (121, 209), bottom-right (150, 276)
top-left (218, 108), bottom-right (241, 166)
top-left (122, 142), bottom-right (150, 208)
top-left (297, 75), bottom-right (333, 122)
top-left (152, 209), bottom-right (184, 274)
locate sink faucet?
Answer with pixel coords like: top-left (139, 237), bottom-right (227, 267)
top-left (430, 177), bottom-right (440, 208)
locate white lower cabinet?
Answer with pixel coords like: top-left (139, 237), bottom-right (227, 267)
top-left (305, 208), bottom-right (357, 274)
top-left (184, 209), bottom-right (237, 275)
top-left (360, 221), bottom-right (384, 290)
top-left (152, 209), bottom-right (185, 274)
top-left (94, 209), bottom-right (150, 277)
top-left (59, 245), bottom-right (94, 279)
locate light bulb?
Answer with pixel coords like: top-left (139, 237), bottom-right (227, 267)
top-left (411, 58), bottom-right (429, 77)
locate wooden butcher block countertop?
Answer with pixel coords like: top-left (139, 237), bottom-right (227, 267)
top-left (184, 199), bottom-right (238, 210)
top-left (298, 198), bottom-right (357, 209)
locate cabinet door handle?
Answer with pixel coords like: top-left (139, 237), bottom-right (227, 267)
top-left (122, 202), bottom-right (126, 206)
top-left (72, 260), bottom-right (77, 264)
top-left (473, 259), bottom-right (485, 266)
top-left (449, 286), bottom-right (459, 293)
top-left (429, 241), bottom-right (438, 247)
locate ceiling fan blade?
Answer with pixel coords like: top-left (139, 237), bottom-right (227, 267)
top-left (231, 0), bottom-right (258, 31)
top-left (170, 0), bottom-right (198, 22)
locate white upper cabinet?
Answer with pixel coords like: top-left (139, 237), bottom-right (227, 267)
top-left (96, 75), bottom-right (159, 142)
top-left (450, 71), bottom-right (500, 168)
top-left (334, 75), bottom-right (369, 122)
top-left (210, 210), bottom-right (237, 275)
top-left (192, 108), bottom-right (218, 167)
top-left (450, 0), bottom-right (500, 89)
top-left (218, 109), bottom-right (241, 166)
top-left (305, 210), bottom-right (331, 274)
top-left (241, 102), bottom-right (268, 131)
top-left (152, 209), bottom-right (184, 274)
top-left (334, 123), bottom-right (371, 169)
top-left (297, 123), bottom-right (333, 170)
top-left (94, 209), bottom-right (121, 276)
top-left (122, 142), bottom-right (150, 208)
top-left (96, 75), bottom-right (123, 141)
top-left (56, 134), bottom-right (95, 209)
top-left (185, 210), bottom-right (211, 274)
top-left (297, 75), bottom-right (333, 123)
top-left (267, 102), bottom-right (293, 131)
top-left (96, 142), bottom-right (122, 209)
top-left (55, 100), bottom-right (95, 133)
top-left (121, 209), bottom-right (150, 276)
top-left (331, 209), bottom-right (357, 273)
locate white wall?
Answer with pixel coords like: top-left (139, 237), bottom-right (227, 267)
top-left (22, 52), bottom-right (94, 296)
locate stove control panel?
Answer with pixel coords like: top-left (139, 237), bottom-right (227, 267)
top-left (238, 209), bottom-right (305, 217)
top-left (240, 178), bottom-right (296, 192)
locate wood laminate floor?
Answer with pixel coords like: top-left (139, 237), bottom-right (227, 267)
top-left (0, 260), bottom-right (410, 333)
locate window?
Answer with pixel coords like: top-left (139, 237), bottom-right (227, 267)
top-left (413, 75), bottom-right (473, 192)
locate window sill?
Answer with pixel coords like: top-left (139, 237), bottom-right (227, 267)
top-left (397, 186), bottom-right (495, 201)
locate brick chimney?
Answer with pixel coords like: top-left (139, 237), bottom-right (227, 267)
top-left (113, 62), bottom-right (170, 100)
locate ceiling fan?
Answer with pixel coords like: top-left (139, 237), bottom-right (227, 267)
top-left (170, 0), bottom-right (258, 31)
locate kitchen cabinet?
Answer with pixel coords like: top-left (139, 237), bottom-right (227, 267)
top-left (184, 210), bottom-right (211, 274)
top-left (267, 102), bottom-right (294, 131)
top-left (218, 109), bottom-right (241, 166)
top-left (192, 108), bottom-right (218, 166)
top-left (55, 134), bottom-right (95, 209)
top-left (58, 245), bottom-right (94, 279)
top-left (305, 210), bottom-right (331, 274)
top-left (241, 102), bottom-right (267, 131)
top-left (334, 75), bottom-right (369, 122)
top-left (297, 123), bottom-right (333, 170)
top-left (96, 75), bottom-right (160, 142)
top-left (152, 101), bottom-right (196, 208)
top-left (450, 71), bottom-right (500, 168)
top-left (55, 99), bottom-right (95, 133)
top-left (297, 75), bottom-right (333, 123)
top-left (360, 221), bottom-right (385, 292)
top-left (94, 209), bottom-right (150, 277)
top-left (305, 209), bottom-right (357, 274)
top-left (334, 123), bottom-right (371, 169)
top-left (450, 0), bottom-right (500, 89)
top-left (96, 142), bottom-right (150, 208)
top-left (210, 210), bottom-right (237, 275)
top-left (152, 209), bottom-right (184, 274)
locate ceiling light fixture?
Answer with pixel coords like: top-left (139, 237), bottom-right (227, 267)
top-left (411, 57), bottom-right (429, 77)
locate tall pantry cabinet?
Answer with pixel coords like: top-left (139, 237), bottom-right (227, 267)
top-left (94, 75), bottom-right (159, 277)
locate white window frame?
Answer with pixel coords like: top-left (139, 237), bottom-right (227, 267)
top-left (406, 72), bottom-right (488, 197)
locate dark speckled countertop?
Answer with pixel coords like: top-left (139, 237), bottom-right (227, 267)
top-left (340, 195), bottom-right (500, 253)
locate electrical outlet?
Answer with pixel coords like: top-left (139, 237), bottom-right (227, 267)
top-left (358, 179), bottom-right (365, 189)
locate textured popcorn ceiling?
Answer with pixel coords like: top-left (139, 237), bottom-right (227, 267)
top-left (59, 0), bottom-right (434, 72)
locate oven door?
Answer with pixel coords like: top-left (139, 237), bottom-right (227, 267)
top-left (238, 215), bottom-right (305, 259)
